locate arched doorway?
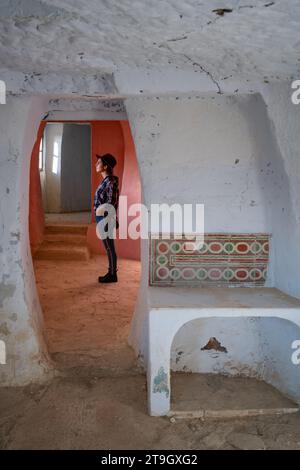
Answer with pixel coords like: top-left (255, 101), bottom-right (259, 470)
top-left (29, 117), bottom-right (142, 374)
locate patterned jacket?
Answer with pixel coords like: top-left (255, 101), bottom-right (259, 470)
top-left (94, 175), bottom-right (119, 217)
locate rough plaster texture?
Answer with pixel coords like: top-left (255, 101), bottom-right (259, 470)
top-left (171, 317), bottom-right (266, 377)
top-left (46, 98), bottom-right (127, 121)
top-left (0, 1), bottom-right (300, 390)
top-left (145, 287), bottom-right (300, 414)
top-left (125, 93), bottom-right (279, 235)
top-left (0, 96), bottom-right (53, 385)
top-left (127, 93), bottom-right (278, 352)
top-left (127, 86), bottom-right (300, 397)
top-left (262, 84), bottom-right (300, 299)
top-left (0, 0), bottom-right (299, 84)
top-left (1, 88), bottom-right (300, 389)
top-left (172, 316), bottom-right (300, 405)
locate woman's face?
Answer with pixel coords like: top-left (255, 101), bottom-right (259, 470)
top-left (96, 158), bottom-right (104, 173)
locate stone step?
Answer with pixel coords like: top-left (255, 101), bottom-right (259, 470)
top-left (34, 243), bottom-right (90, 261)
top-left (45, 224), bottom-right (88, 235)
top-left (44, 232), bottom-right (87, 245)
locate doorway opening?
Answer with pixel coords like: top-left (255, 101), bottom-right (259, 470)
top-left (29, 119), bottom-right (142, 374)
top-left (41, 122), bottom-right (92, 225)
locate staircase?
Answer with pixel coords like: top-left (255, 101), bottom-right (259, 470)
top-left (34, 224), bottom-right (90, 261)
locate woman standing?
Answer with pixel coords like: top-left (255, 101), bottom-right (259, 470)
top-left (94, 153), bottom-right (119, 283)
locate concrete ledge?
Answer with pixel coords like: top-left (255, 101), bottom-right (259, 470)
top-left (168, 407), bottom-right (300, 421)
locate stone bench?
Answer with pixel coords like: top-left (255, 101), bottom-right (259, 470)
top-left (147, 286), bottom-right (300, 416)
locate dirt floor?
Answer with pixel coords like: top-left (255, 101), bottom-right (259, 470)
top-left (1, 375), bottom-right (300, 450)
top-left (1, 255), bottom-right (300, 450)
top-left (34, 255), bottom-right (141, 374)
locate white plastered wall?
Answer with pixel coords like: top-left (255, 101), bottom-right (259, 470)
top-left (0, 79), bottom-right (299, 391)
top-left (0, 95), bottom-right (53, 385)
top-left (127, 85), bottom-right (300, 400)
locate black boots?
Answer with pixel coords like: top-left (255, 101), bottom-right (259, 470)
top-left (98, 271), bottom-right (118, 283)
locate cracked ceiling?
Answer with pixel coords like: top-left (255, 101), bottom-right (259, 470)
top-left (0, 0), bottom-right (299, 84)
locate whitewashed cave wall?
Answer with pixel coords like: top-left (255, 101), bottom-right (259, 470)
top-left (0, 78), bottom-right (299, 391)
top-left (0, 88), bottom-right (129, 385)
top-left (127, 87), bottom-right (300, 398)
top-left (261, 83), bottom-right (300, 299)
top-left (0, 95), bottom-right (53, 385)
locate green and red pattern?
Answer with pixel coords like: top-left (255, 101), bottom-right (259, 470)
top-left (149, 234), bottom-right (270, 287)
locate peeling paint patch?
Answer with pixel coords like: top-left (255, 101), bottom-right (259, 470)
top-left (221, 361), bottom-right (262, 378)
top-left (0, 282), bottom-right (16, 308)
top-left (48, 97), bottom-right (125, 113)
top-left (175, 350), bottom-right (183, 364)
top-left (201, 337), bottom-right (228, 353)
top-left (10, 231), bottom-right (20, 241)
top-left (0, 322), bottom-right (10, 336)
top-left (137, 351), bottom-right (145, 369)
top-left (153, 367), bottom-right (169, 398)
top-left (212, 8), bottom-right (233, 16)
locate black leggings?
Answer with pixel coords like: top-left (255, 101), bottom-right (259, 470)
top-left (96, 215), bottom-right (117, 274)
top-left (102, 237), bottom-right (117, 274)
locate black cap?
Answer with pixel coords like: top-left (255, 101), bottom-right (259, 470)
top-left (96, 153), bottom-right (117, 169)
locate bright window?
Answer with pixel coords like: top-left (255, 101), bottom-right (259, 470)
top-left (38, 137), bottom-right (44, 171)
top-left (52, 140), bottom-right (59, 174)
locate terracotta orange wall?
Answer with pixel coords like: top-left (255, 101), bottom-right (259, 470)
top-left (119, 121), bottom-right (141, 260)
top-left (90, 121), bottom-right (125, 221)
top-left (29, 121), bottom-right (46, 253)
